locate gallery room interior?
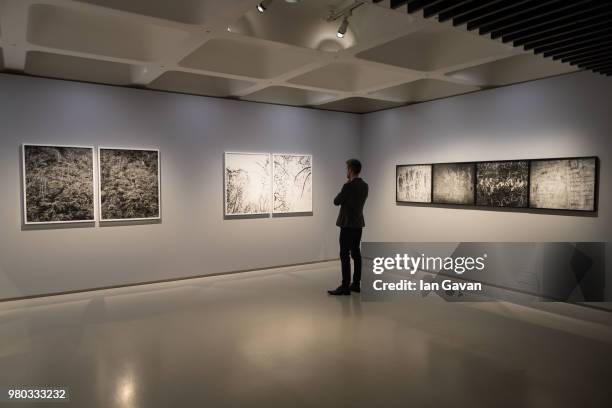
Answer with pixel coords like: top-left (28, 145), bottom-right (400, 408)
top-left (0, 0), bottom-right (611, 407)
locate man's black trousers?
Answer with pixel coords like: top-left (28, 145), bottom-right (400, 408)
top-left (339, 227), bottom-right (363, 287)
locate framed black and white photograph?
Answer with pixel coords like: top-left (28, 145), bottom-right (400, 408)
top-left (396, 164), bottom-right (432, 203)
top-left (529, 157), bottom-right (598, 211)
top-left (432, 162), bottom-right (476, 205)
top-left (98, 148), bottom-right (161, 221)
top-left (476, 160), bottom-right (529, 208)
top-left (22, 144), bottom-right (95, 224)
top-left (272, 154), bottom-right (312, 214)
top-left (224, 152), bottom-right (271, 216)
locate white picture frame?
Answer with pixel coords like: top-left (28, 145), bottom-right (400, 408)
top-left (224, 152), bottom-right (272, 216)
top-left (98, 147), bottom-right (161, 222)
top-left (22, 143), bottom-right (96, 225)
top-left (272, 153), bottom-right (313, 214)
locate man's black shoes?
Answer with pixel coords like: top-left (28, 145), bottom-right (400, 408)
top-left (328, 286), bottom-right (351, 296)
top-left (327, 284), bottom-right (360, 295)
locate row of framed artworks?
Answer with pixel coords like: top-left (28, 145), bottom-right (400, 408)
top-left (396, 157), bottom-right (598, 212)
top-left (21, 145), bottom-right (313, 225)
top-left (224, 152), bottom-right (312, 216)
top-left (22, 144), bottom-right (161, 225)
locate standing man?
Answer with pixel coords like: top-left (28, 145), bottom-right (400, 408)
top-left (328, 159), bottom-right (368, 296)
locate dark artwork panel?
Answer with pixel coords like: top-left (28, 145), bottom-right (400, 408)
top-left (433, 163), bottom-right (475, 205)
top-left (476, 161), bottom-right (529, 207)
top-left (23, 145), bottom-right (95, 223)
top-left (100, 149), bottom-right (160, 220)
top-left (530, 158), bottom-right (597, 211)
top-left (396, 164), bottom-right (432, 203)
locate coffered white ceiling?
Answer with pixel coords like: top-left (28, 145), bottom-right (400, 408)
top-left (0, 0), bottom-right (582, 113)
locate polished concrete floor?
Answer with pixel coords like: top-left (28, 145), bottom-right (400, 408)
top-left (1, 261), bottom-right (612, 408)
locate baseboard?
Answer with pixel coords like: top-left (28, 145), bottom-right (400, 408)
top-left (0, 258), bottom-right (340, 303)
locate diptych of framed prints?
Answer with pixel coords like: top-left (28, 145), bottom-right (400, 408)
top-left (396, 157), bottom-right (598, 212)
top-left (22, 144), bottom-right (161, 224)
top-left (224, 152), bottom-right (313, 216)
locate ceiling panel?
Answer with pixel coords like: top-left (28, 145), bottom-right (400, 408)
top-left (27, 4), bottom-right (190, 62)
top-left (72, 0), bottom-right (226, 25)
top-left (288, 61), bottom-right (413, 92)
top-left (357, 25), bottom-right (514, 71)
top-left (369, 79), bottom-right (480, 103)
top-left (447, 53), bottom-right (579, 87)
top-left (25, 51), bottom-right (134, 85)
top-left (180, 38), bottom-right (315, 79)
top-left (149, 71), bottom-right (255, 97)
top-left (241, 86), bottom-right (336, 107)
top-left (317, 97), bottom-right (404, 114)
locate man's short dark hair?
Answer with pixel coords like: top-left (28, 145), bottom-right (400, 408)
top-left (346, 158), bottom-right (362, 175)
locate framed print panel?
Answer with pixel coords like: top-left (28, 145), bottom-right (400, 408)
top-left (396, 164), bottom-right (432, 203)
top-left (432, 162), bottom-right (476, 205)
top-left (99, 148), bottom-right (161, 221)
top-left (476, 160), bottom-right (529, 208)
top-left (272, 154), bottom-right (312, 214)
top-left (224, 152), bottom-right (271, 216)
top-left (22, 144), bottom-right (95, 224)
top-left (529, 157), bottom-right (597, 211)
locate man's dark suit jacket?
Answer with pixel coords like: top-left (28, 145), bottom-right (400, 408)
top-left (334, 177), bottom-right (368, 228)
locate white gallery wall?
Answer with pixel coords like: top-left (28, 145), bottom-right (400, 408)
top-left (360, 70), bottom-right (611, 300)
top-left (1, 70), bottom-right (610, 301)
top-left (0, 74), bottom-right (360, 300)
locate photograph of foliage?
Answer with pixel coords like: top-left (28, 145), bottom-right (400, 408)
top-left (530, 157), bottom-right (597, 211)
top-left (433, 163), bottom-right (476, 205)
top-left (396, 164), bottom-right (432, 203)
top-left (225, 152), bottom-right (271, 216)
top-left (476, 161), bottom-right (529, 207)
top-left (23, 145), bottom-right (95, 224)
top-left (99, 148), bottom-right (160, 220)
top-left (273, 154), bottom-right (312, 213)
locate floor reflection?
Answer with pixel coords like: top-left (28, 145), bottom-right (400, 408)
top-left (0, 261), bottom-right (611, 407)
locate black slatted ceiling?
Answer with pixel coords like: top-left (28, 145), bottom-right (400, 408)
top-left (374, 0), bottom-right (612, 76)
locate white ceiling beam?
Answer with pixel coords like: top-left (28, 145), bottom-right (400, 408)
top-left (0, 0), bottom-right (30, 70)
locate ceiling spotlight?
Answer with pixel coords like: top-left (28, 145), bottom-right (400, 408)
top-left (328, 2), bottom-right (365, 39)
top-left (337, 16), bottom-right (349, 38)
top-left (257, 0), bottom-right (272, 13)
